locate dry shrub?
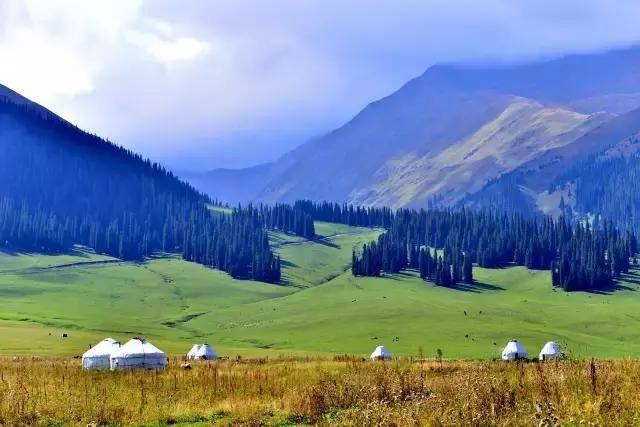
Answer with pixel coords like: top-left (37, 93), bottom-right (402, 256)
top-left (1, 358), bottom-right (640, 425)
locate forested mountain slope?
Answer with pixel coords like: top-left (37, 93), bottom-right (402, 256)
top-left (0, 89), bottom-right (280, 282)
top-left (466, 106), bottom-right (640, 218)
top-left (547, 136), bottom-right (640, 231)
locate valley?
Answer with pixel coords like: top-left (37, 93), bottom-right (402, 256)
top-left (2, 220), bottom-right (640, 360)
top-left (6, 5), bottom-right (640, 425)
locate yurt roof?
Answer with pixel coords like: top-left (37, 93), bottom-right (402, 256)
top-left (371, 345), bottom-right (391, 356)
top-left (82, 338), bottom-right (120, 358)
top-left (502, 339), bottom-right (527, 355)
top-left (111, 337), bottom-right (165, 358)
top-left (540, 341), bottom-right (562, 354)
top-left (188, 343), bottom-right (216, 357)
top-left (198, 344), bottom-right (216, 354)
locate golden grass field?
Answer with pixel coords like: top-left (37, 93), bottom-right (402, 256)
top-left (1, 357), bottom-right (640, 426)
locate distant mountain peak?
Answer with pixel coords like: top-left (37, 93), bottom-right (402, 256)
top-left (184, 45), bottom-right (640, 208)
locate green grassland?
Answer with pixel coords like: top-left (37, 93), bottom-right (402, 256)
top-left (1, 221), bottom-right (640, 359)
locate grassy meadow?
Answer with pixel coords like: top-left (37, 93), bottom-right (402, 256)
top-left (2, 357), bottom-right (640, 425)
top-left (1, 221), bottom-right (640, 359)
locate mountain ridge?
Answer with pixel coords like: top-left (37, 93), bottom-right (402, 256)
top-left (188, 45), bottom-right (640, 209)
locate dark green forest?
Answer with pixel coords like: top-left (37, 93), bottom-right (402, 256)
top-left (0, 99), bottom-right (280, 282)
top-left (349, 208), bottom-right (635, 292)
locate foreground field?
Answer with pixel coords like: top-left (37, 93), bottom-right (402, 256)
top-left (1, 357), bottom-right (640, 426)
top-left (2, 221), bottom-right (640, 358)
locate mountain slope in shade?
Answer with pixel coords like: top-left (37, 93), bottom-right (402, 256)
top-left (0, 84), bottom-right (282, 282)
top-left (190, 45), bottom-right (640, 207)
top-left (0, 84), bottom-right (63, 119)
top-left (0, 84), bottom-right (34, 106)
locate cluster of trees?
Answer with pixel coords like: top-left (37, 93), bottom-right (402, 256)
top-left (351, 208), bottom-right (635, 291)
top-left (552, 222), bottom-right (634, 291)
top-left (352, 238), bottom-right (473, 286)
top-left (254, 204), bottom-right (315, 239)
top-left (417, 247), bottom-right (473, 286)
top-left (292, 200), bottom-right (394, 228)
top-left (0, 99), bottom-right (280, 282)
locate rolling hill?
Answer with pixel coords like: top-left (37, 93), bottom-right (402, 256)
top-left (189, 45), bottom-right (640, 211)
top-left (2, 220), bottom-right (640, 359)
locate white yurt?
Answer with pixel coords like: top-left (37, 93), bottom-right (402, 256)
top-left (109, 337), bottom-right (167, 370)
top-left (501, 339), bottom-right (528, 360)
top-left (539, 341), bottom-right (563, 361)
top-left (187, 343), bottom-right (217, 360)
top-left (370, 345), bottom-right (392, 361)
top-left (187, 344), bottom-right (201, 359)
top-left (82, 338), bottom-right (121, 370)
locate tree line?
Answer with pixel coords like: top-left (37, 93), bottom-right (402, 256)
top-left (292, 200), bottom-right (394, 228)
top-left (253, 203), bottom-right (315, 239)
top-left (0, 99), bottom-right (280, 282)
top-left (349, 208), bottom-right (635, 291)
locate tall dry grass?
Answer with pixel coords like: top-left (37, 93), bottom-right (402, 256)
top-left (1, 356), bottom-right (640, 425)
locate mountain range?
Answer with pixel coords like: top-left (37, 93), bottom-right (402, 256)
top-left (186, 45), bottom-right (640, 218)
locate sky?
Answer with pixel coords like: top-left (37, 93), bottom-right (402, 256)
top-left (2, 1), bottom-right (640, 171)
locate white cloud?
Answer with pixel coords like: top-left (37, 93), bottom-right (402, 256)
top-left (2, 0), bottom-right (640, 170)
top-left (0, 0), bottom-right (208, 106)
top-left (0, 28), bottom-right (94, 101)
top-left (126, 30), bottom-right (210, 63)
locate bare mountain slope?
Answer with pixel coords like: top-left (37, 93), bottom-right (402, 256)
top-left (350, 98), bottom-right (610, 207)
top-left (258, 90), bottom-right (516, 204)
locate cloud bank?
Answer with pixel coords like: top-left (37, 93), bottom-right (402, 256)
top-left (2, 0), bottom-right (640, 170)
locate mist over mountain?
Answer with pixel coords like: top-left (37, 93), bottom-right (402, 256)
top-left (189, 45), bottom-right (640, 214)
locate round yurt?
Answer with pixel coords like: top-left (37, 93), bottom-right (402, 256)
top-left (501, 339), bottom-right (528, 361)
top-left (370, 345), bottom-right (392, 361)
top-left (187, 344), bottom-right (202, 360)
top-left (82, 338), bottom-right (121, 370)
top-left (187, 343), bottom-right (217, 360)
top-left (539, 341), bottom-right (562, 361)
top-left (109, 337), bottom-right (167, 370)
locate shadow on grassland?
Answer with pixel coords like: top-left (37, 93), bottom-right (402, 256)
top-left (447, 281), bottom-right (505, 293)
top-left (312, 237), bottom-right (339, 248)
top-left (280, 259), bottom-right (299, 269)
top-left (583, 282), bottom-right (636, 295)
top-left (383, 270), bottom-right (505, 293)
top-left (572, 269), bottom-right (639, 295)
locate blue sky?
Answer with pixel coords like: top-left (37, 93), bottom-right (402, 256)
top-left (2, 0), bottom-right (640, 171)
